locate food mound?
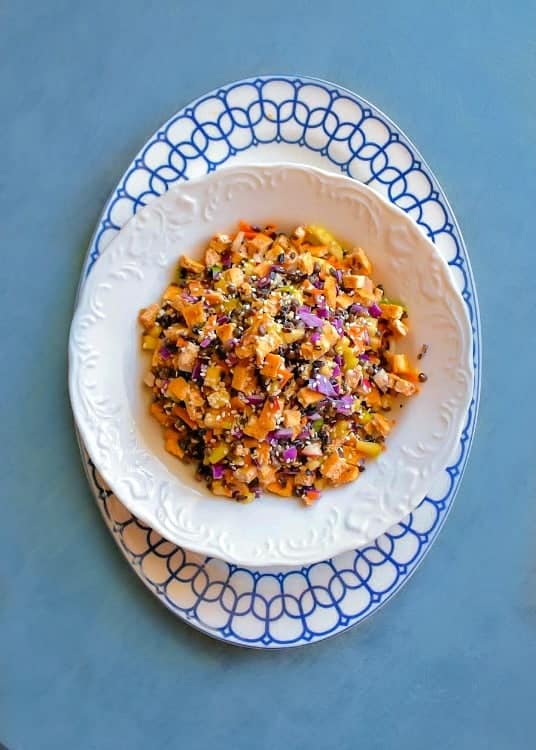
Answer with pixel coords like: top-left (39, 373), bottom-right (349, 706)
top-left (139, 222), bottom-right (423, 505)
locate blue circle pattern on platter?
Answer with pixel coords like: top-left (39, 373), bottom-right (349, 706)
top-left (78, 75), bottom-right (481, 648)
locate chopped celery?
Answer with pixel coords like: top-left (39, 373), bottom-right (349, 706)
top-left (312, 418), bottom-right (324, 432)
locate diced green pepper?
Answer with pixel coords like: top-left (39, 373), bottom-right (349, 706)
top-left (312, 418), bottom-right (324, 432)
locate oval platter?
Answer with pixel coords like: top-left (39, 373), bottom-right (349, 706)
top-left (75, 75), bottom-right (480, 648)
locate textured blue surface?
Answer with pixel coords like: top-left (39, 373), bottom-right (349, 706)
top-left (1, 1), bottom-right (535, 748)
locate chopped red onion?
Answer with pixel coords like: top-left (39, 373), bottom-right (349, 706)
top-left (310, 331), bottom-right (321, 344)
top-left (257, 277), bottom-right (272, 288)
top-left (159, 346), bottom-right (171, 360)
top-left (331, 318), bottom-right (344, 334)
top-left (307, 412), bottom-right (322, 421)
top-left (216, 314), bottom-right (229, 325)
top-left (200, 337), bottom-right (212, 348)
top-left (311, 374), bottom-right (337, 398)
top-left (369, 303), bottom-right (382, 318)
top-left (181, 293), bottom-right (198, 303)
top-left (246, 394), bottom-right (264, 405)
top-left (221, 252), bottom-right (232, 269)
top-left (334, 395), bottom-right (354, 415)
top-left (191, 360), bottom-right (202, 380)
top-left (297, 306), bottom-right (324, 328)
top-left (332, 364), bottom-right (341, 377)
top-left (297, 428), bottom-right (310, 440)
top-left (334, 354), bottom-right (343, 366)
top-left (211, 464), bottom-right (224, 480)
top-left (272, 428), bottom-right (293, 440)
top-left (312, 277), bottom-right (323, 289)
top-left (317, 307), bottom-right (329, 319)
top-left (226, 352), bottom-right (238, 366)
top-left (359, 353), bottom-right (370, 362)
top-left (283, 446), bottom-right (298, 462)
top-left (350, 303), bottom-right (367, 315)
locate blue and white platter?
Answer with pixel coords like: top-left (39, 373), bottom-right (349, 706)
top-left (75, 75), bottom-right (480, 648)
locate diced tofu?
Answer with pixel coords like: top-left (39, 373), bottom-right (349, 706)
top-left (255, 331), bottom-right (282, 364)
top-left (297, 252), bottom-right (314, 275)
top-left (204, 365), bottom-right (223, 389)
top-left (321, 453), bottom-right (356, 483)
top-left (282, 329), bottom-right (304, 344)
top-left (342, 274), bottom-right (368, 290)
top-left (369, 414), bottom-right (392, 437)
top-left (350, 247), bottom-right (373, 275)
top-left (179, 255), bottom-right (205, 274)
top-left (139, 303), bottom-right (159, 331)
top-left (175, 341), bottom-right (199, 372)
top-left (222, 267), bottom-right (244, 287)
top-left (235, 465), bottom-right (257, 484)
top-left (164, 324), bottom-right (189, 342)
top-left (283, 409), bottom-right (302, 430)
top-left (185, 383), bottom-right (205, 421)
top-left (207, 388), bottom-right (230, 409)
top-left (324, 275), bottom-right (337, 307)
top-left (246, 233), bottom-right (273, 255)
top-left (322, 321), bottom-right (339, 347)
top-left (388, 374), bottom-right (417, 397)
top-left (181, 300), bottom-right (205, 329)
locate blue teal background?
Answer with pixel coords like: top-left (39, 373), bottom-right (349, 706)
top-left (2, 1), bottom-right (535, 748)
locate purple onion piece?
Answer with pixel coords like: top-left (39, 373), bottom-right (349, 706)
top-left (257, 277), bottom-right (272, 288)
top-left (272, 428), bottom-right (293, 440)
top-left (159, 346), bottom-right (171, 360)
top-left (312, 278), bottom-right (323, 289)
top-left (297, 306), bottom-right (324, 328)
top-left (331, 318), bottom-right (344, 335)
top-left (283, 446), bottom-right (298, 462)
top-left (221, 252), bottom-right (232, 268)
top-left (246, 394), bottom-right (264, 405)
top-left (191, 360), bottom-right (202, 380)
top-left (317, 307), bottom-right (329, 319)
top-left (181, 293), bottom-right (198, 303)
top-left (334, 354), bottom-right (343, 366)
top-left (332, 364), bottom-right (341, 377)
top-left (211, 464), bottom-right (224, 480)
top-left (216, 314), bottom-right (229, 325)
top-left (311, 374), bottom-right (338, 398)
top-left (334, 395), bottom-right (354, 415)
top-left (359, 353), bottom-right (370, 362)
top-left (310, 331), bottom-right (321, 344)
top-left (200, 337), bottom-right (212, 348)
top-left (369, 303), bottom-right (382, 318)
top-left (226, 353), bottom-right (238, 366)
top-left (335, 269), bottom-right (343, 285)
top-left (350, 303), bottom-right (367, 315)
top-left (297, 428), bottom-right (310, 440)
top-left (307, 412), bottom-right (322, 421)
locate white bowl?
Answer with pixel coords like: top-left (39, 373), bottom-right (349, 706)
top-left (69, 163), bottom-right (473, 566)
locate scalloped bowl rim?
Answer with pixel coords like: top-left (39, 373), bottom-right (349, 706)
top-left (69, 162), bottom-right (473, 566)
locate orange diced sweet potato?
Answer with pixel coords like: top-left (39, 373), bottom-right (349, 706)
top-left (150, 402), bottom-right (173, 427)
top-left (232, 362), bottom-right (257, 394)
top-left (164, 429), bottom-right (184, 458)
top-left (166, 377), bottom-right (189, 402)
top-left (181, 300), bottom-right (205, 329)
top-left (261, 353), bottom-right (284, 379)
top-left (216, 322), bottom-right (236, 344)
top-left (268, 479), bottom-right (294, 497)
top-left (324, 275), bottom-right (337, 307)
top-left (297, 387), bottom-right (325, 407)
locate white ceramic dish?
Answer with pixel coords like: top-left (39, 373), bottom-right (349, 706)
top-left (69, 162), bottom-right (473, 567)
